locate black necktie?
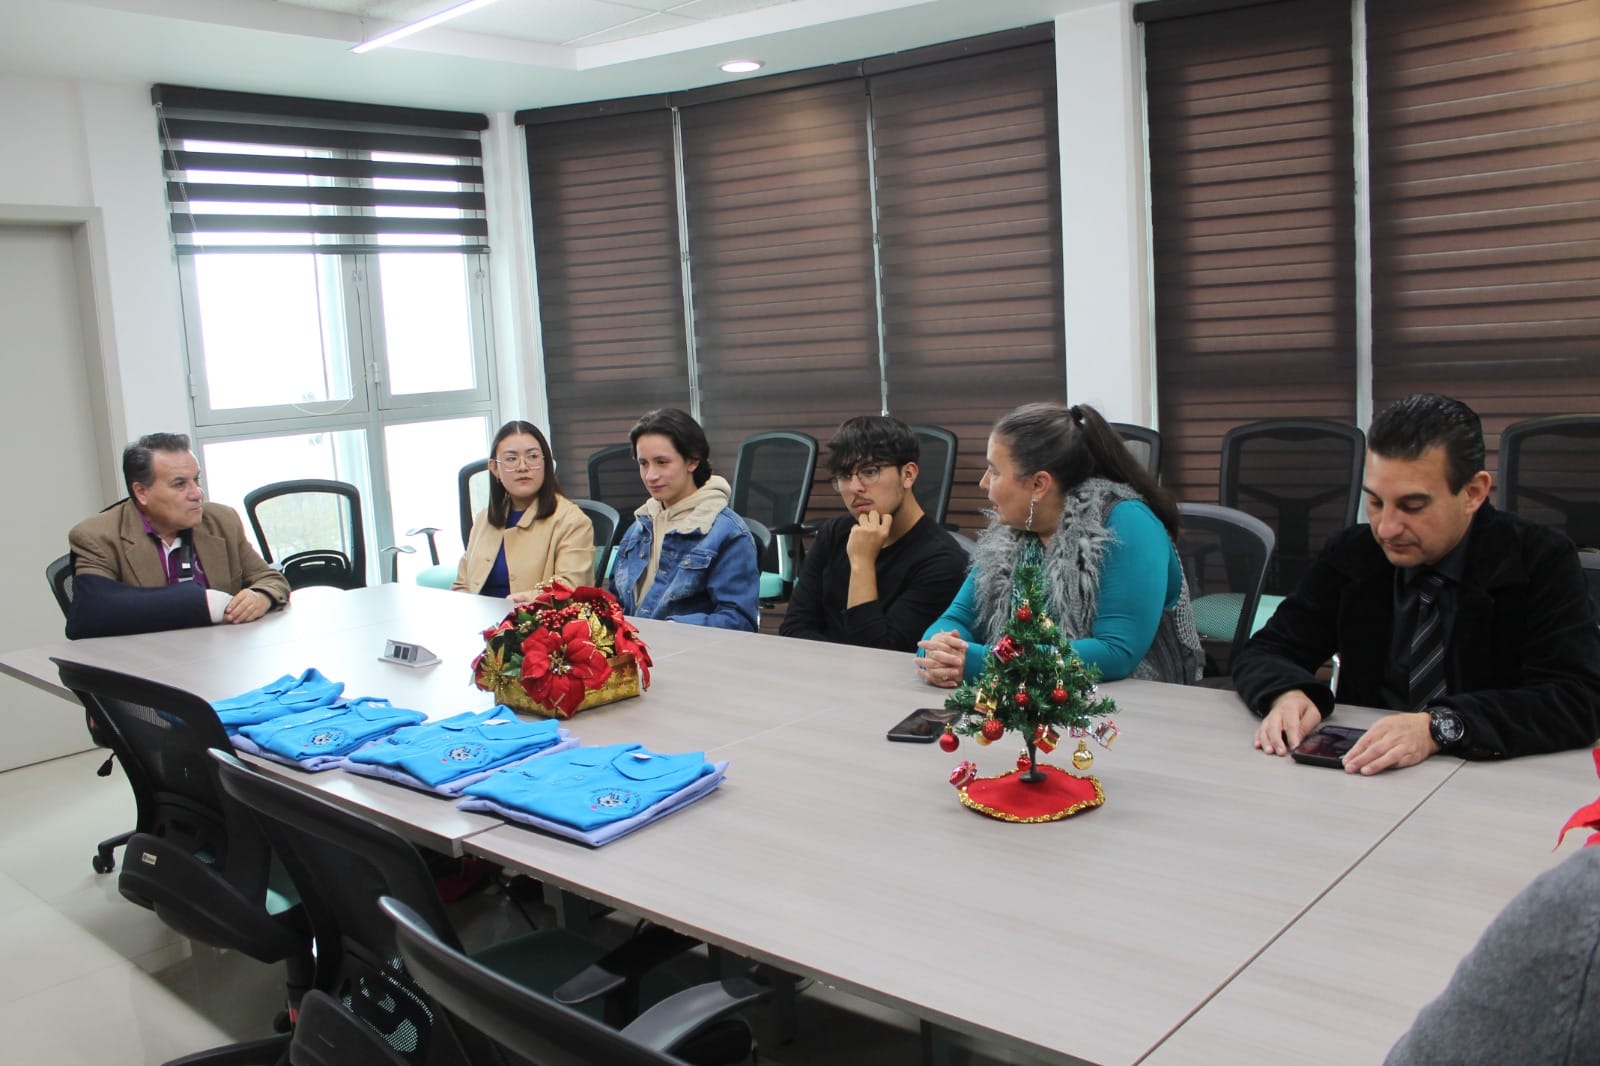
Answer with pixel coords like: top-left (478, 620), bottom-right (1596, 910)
top-left (1408, 573), bottom-right (1447, 710)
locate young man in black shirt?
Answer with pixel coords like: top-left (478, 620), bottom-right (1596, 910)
top-left (779, 416), bottom-right (968, 652)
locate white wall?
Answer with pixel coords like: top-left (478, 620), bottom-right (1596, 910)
top-left (0, 75), bottom-right (188, 468)
top-left (1056, 0), bottom-right (1153, 426)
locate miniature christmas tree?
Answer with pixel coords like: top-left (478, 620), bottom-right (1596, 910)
top-left (941, 563), bottom-right (1116, 782)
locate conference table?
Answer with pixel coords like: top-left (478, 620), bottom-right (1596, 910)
top-left (2, 584), bottom-right (1592, 1065)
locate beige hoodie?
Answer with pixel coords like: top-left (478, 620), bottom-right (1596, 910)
top-left (635, 474), bottom-right (734, 602)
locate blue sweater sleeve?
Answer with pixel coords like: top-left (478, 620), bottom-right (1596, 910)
top-left (1070, 501), bottom-right (1173, 680)
top-left (920, 571), bottom-right (991, 680)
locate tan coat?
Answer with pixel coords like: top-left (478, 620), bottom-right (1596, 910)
top-left (68, 499), bottom-right (291, 606)
top-left (454, 494), bottom-right (595, 595)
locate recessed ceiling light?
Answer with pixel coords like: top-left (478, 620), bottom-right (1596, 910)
top-left (720, 60), bottom-right (764, 74)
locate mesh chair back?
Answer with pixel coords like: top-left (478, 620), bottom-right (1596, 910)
top-left (1498, 415), bottom-right (1600, 551)
top-left (46, 553), bottom-right (74, 618)
top-left (383, 898), bottom-right (691, 1066)
top-left (585, 443), bottom-right (641, 542)
top-left (573, 499), bottom-right (622, 584)
top-left (211, 750), bottom-right (485, 1066)
top-left (730, 432), bottom-right (817, 581)
top-left (49, 659), bottom-right (298, 964)
top-left (1176, 504), bottom-right (1276, 676)
top-left (457, 460), bottom-right (491, 549)
top-left (910, 425), bottom-right (959, 527)
top-left (1219, 419), bottom-right (1363, 597)
top-left (244, 478), bottom-right (367, 590)
top-left (1111, 423), bottom-right (1162, 479)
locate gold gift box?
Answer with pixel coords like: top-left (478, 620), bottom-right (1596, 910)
top-left (493, 655), bottom-right (642, 720)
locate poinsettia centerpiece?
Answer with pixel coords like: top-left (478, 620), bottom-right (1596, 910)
top-left (471, 580), bottom-right (651, 719)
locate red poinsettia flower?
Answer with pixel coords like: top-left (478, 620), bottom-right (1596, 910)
top-left (1556, 748), bottom-right (1600, 849)
top-left (519, 619), bottom-right (613, 716)
top-left (613, 620), bottom-right (653, 688)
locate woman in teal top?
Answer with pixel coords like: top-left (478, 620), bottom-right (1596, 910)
top-left (918, 403), bottom-right (1203, 687)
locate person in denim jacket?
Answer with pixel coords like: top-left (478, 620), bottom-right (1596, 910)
top-left (608, 408), bottom-right (760, 631)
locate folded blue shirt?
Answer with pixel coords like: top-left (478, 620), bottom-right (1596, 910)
top-left (458, 743), bottom-right (726, 846)
top-left (236, 697), bottom-right (423, 770)
top-left (342, 707), bottom-right (572, 791)
top-left (213, 669), bottom-right (345, 733)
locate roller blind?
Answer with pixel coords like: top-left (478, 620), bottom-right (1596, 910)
top-left (1367, 0), bottom-right (1600, 452)
top-left (678, 78), bottom-right (880, 492)
top-left (1144, 0), bottom-right (1357, 503)
top-left (153, 84), bottom-right (488, 255)
top-left (873, 41), bottom-right (1065, 529)
top-left (525, 109), bottom-right (692, 474)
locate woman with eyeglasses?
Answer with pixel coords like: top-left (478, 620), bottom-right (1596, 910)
top-left (607, 408), bottom-right (759, 631)
top-left (917, 402), bottom-right (1203, 687)
top-left (454, 420), bottom-right (595, 601)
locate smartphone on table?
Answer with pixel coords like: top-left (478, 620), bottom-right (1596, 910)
top-left (887, 707), bottom-right (959, 743)
top-left (1290, 724), bottom-right (1367, 768)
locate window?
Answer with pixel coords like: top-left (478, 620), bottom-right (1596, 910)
top-left (155, 86), bottom-right (496, 582)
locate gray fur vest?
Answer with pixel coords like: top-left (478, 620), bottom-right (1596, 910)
top-left (970, 477), bottom-right (1203, 684)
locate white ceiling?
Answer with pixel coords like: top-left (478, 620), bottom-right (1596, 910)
top-left (1, 0), bottom-right (1095, 113)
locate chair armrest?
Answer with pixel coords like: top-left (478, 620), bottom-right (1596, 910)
top-left (621, 977), bottom-right (771, 1053)
top-left (551, 924), bottom-right (702, 1005)
top-left (406, 526), bottom-right (442, 566)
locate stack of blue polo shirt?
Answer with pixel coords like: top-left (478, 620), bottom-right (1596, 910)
top-left (342, 707), bottom-right (576, 796)
top-left (212, 669), bottom-right (344, 735)
top-left (457, 743), bottom-right (727, 847)
top-left (234, 697), bottom-right (426, 771)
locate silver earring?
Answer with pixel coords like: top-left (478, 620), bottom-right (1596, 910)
top-left (1026, 497), bottom-right (1037, 532)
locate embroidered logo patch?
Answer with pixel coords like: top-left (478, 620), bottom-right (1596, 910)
top-left (308, 729), bottom-right (347, 750)
top-left (444, 743), bottom-right (485, 764)
top-left (590, 789), bottom-right (638, 815)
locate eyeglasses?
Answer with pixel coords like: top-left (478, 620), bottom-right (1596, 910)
top-left (831, 464), bottom-right (891, 492)
top-left (492, 452), bottom-right (545, 471)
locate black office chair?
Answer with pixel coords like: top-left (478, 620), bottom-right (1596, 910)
top-left (384, 897), bottom-right (769, 1066)
top-left (244, 478), bottom-right (367, 591)
top-left (48, 554), bottom-right (134, 874)
top-left (409, 460), bottom-right (491, 589)
top-left (909, 425), bottom-right (958, 528)
top-left (587, 443), bottom-right (641, 542)
top-left (729, 431), bottom-right (818, 604)
top-left (208, 750), bottom-right (720, 1066)
top-left (1177, 503), bottom-right (1277, 680)
top-left (1111, 422), bottom-right (1162, 479)
top-left (51, 659), bottom-right (311, 1066)
top-left (1498, 415), bottom-right (1600, 551)
top-left (573, 498), bottom-right (622, 584)
top-left (1581, 552), bottom-right (1600, 619)
top-left (1219, 419), bottom-right (1364, 597)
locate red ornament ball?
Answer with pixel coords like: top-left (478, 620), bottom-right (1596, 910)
top-left (1016, 750), bottom-right (1034, 771)
top-left (1014, 689), bottom-right (1031, 709)
top-left (1015, 604), bottom-right (1033, 623)
top-left (981, 718), bottom-right (1005, 742)
top-left (938, 730), bottom-right (960, 753)
top-left (1051, 685), bottom-right (1068, 704)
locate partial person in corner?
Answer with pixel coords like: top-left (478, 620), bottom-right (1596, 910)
top-left (454, 419), bottom-right (594, 600)
top-left (918, 402), bottom-right (1203, 687)
top-left (66, 432), bottom-right (290, 638)
top-left (1237, 393), bottom-right (1600, 773)
top-left (608, 408), bottom-right (759, 631)
top-left (780, 415), bottom-right (967, 651)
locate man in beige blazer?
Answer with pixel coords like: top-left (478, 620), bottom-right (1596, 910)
top-left (67, 432), bottom-right (289, 636)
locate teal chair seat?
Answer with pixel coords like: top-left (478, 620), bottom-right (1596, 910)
top-left (416, 563), bottom-right (455, 589)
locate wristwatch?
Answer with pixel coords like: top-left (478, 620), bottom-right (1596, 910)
top-left (1428, 707), bottom-right (1465, 750)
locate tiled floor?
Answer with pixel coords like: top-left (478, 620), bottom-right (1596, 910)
top-left (0, 750), bottom-right (1031, 1065)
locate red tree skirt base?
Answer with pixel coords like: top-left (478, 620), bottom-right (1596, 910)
top-left (958, 764), bottom-right (1105, 822)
